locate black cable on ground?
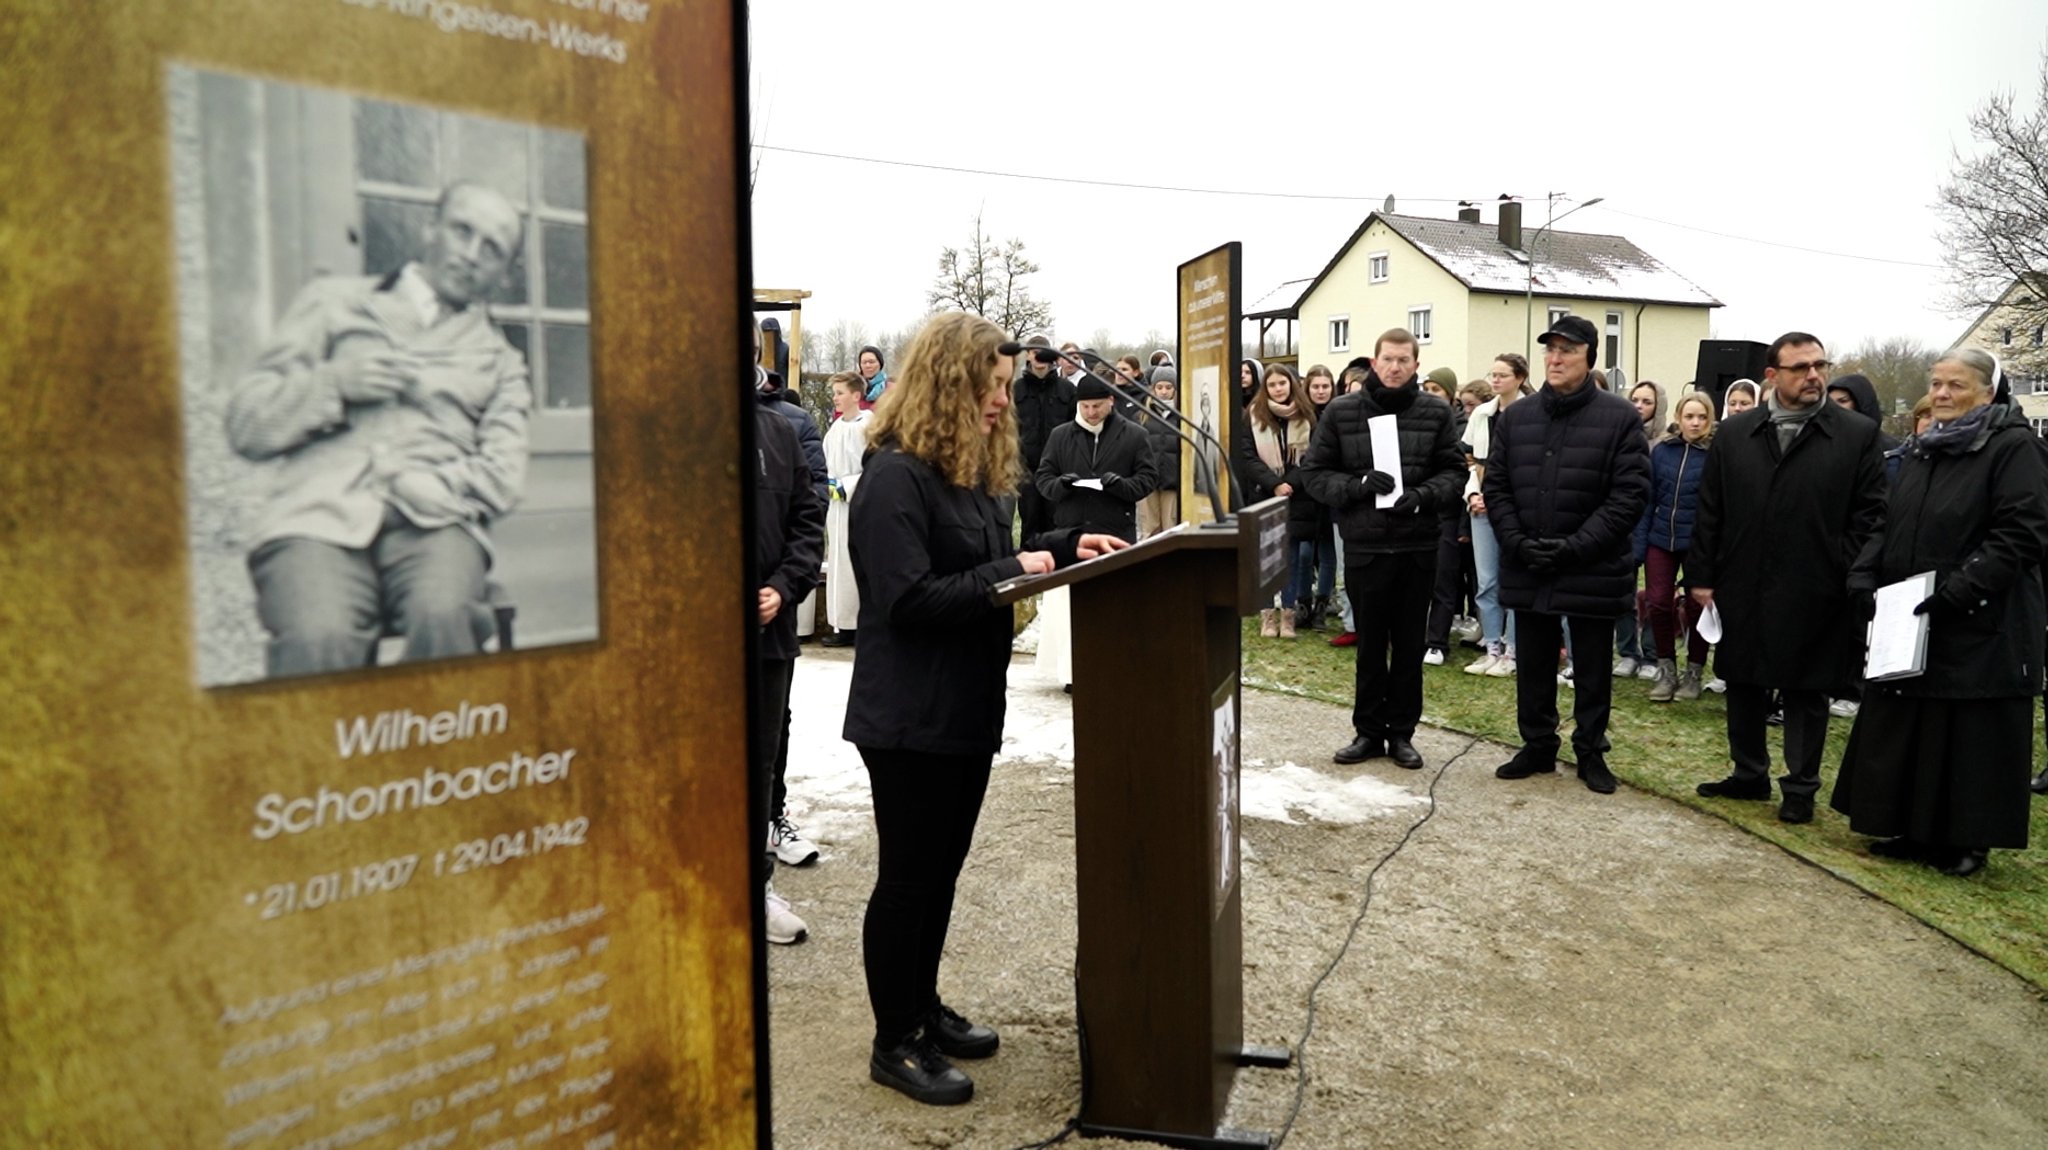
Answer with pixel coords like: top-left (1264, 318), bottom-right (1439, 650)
top-left (1007, 1114), bottom-right (1081, 1150)
top-left (1268, 735), bottom-right (1482, 1149)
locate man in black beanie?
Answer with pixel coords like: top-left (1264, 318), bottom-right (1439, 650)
top-left (1033, 375), bottom-right (1159, 543)
top-left (1485, 315), bottom-right (1650, 794)
top-left (1302, 329), bottom-right (1468, 770)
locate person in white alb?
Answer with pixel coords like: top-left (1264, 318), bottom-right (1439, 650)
top-left (822, 371), bottom-right (871, 648)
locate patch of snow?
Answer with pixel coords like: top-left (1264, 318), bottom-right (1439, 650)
top-left (1239, 760), bottom-right (1430, 826)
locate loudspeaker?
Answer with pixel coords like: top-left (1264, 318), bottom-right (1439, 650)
top-left (1692, 340), bottom-right (1769, 408)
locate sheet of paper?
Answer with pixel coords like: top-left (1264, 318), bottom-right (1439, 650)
top-left (1073, 478), bottom-right (1105, 492)
top-left (1696, 602), bottom-right (1722, 644)
top-left (1368, 414), bottom-right (1404, 509)
top-left (1866, 571), bottom-right (1936, 681)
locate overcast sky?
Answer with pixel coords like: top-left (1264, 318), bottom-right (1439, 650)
top-left (747, 0), bottom-right (2047, 364)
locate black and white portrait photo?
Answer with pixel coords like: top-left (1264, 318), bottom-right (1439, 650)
top-left (169, 65), bottom-right (600, 688)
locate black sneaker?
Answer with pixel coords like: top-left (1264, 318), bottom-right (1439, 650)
top-left (1778, 794), bottom-right (1815, 824)
top-left (1494, 755), bottom-right (1557, 780)
top-left (1334, 735), bottom-right (1385, 765)
top-left (870, 1035), bottom-right (973, 1106)
top-left (926, 1003), bottom-right (999, 1059)
top-left (1695, 775), bottom-right (1773, 801)
top-left (2032, 768), bottom-right (2048, 795)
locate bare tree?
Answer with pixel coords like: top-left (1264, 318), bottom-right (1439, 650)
top-left (1832, 336), bottom-right (1939, 434)
top-left (1936, 46), bottom-right (2048, 374)
top-left (928, 212), bottom-right (1055, 338)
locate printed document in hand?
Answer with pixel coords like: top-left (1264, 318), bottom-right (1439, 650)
top-left (1865, 571), bottom-right (1936, 681)
top-left (1073, 478), bottom-right (1105, 491)
top-left (1368, 414), bottom-right (1404, 509)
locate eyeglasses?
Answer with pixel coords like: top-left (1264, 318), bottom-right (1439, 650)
top-left (1776, 360), bottom-right (1832, 375)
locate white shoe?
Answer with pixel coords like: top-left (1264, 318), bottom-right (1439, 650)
top-left (1464, 653), bottom-right (1499, 675)
top-left (1486, 653), bottom-right (1517, 678)
top-left (765, 884), bottom-right (808, 945)
top-left (1559, 669), bottom-right (1576, 690)
top-left (768, 815), bottom-right (820, 867)
top-left (1423, 647), bottom-right (1446, 666)
top-left (1612, 656), bottom-right (1640, 678)
top-left (1637, 662), bottom-right (1661, 680)
top-left (1705, 677), bottom-right (1727, 694)
top-left (1829, 698), bottom-right (1861, 718)
top-left (1452, 615), bottom-right (1481, 644)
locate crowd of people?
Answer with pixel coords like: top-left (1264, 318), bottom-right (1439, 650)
top-left (745, 309), bottom-right (2048, 1109)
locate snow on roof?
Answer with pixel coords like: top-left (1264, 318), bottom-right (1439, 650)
top-left (1246, 277), bottom-right (1315, 316)
top-left (1380, 212), bottom-right (1721, 308)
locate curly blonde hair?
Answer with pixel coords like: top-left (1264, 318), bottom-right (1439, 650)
top-left (866, 312), bottom-right (1021, 494)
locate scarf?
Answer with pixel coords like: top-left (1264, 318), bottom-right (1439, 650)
top-left (1252, 406), bottom-right (1309, 472)
top-left (1765, 389), bottom-right (1822, 453)
top-left (1913, 402), bottom-right (1995, 457)
top-left (864, 369), bottom-right (889, 402)
top-left (1074, 409), bottom-right (1107, 437)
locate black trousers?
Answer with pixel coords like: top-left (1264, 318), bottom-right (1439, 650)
top-left (1018, 480), bottom-right (1054, 540)
top-left (1424, 517), bottom-right (1469, 649)
top-left (1513, 611), bottom-right (1616, 762)
top-left (756, 659), bottom-right (795, 876)
top-left (1345, 550), bottom-right (1437, 741)
top-left (1727, 683), bottom-right (1828, 798)
top-left (859, 746), bottom-right (994, 1048)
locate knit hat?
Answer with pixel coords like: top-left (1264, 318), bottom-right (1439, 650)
top-left (1076, 376), bottom-right (1114, 401)
top-left (858, 344), bottom-right (884, 368)
top-left (1425, 366), bottom-right (1458, 390)
top-left (1148, 365), bottom-right (1179, 385)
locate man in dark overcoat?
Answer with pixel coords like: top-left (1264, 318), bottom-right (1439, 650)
top-left (1688, 331), bottom-right (1887, 823)
top-left (1483, 316), bottom-right (1650, 794)
top-left (1302, 329), bottom-right (1468, 770)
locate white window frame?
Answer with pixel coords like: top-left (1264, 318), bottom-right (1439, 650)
top-left (1605, 310), bottom-right (1623, 375)
top-left (1547, 305), bottom-right (1570, 328)
top-left (1367, 252), bottom-right (1390, 284)
top-left (1328, 314), bottom-right (1351, 354)
top-left (1407, 305), bottom-right (1433, 344)
top-left (2032, 416), bottom-right (2048, 438)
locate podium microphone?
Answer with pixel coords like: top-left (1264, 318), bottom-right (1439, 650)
top-left (1000, 341), bottom-right (1234, 525)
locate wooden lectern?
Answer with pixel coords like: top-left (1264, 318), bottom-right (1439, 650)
top-left (992, 498), bottom-right (1293, 1149)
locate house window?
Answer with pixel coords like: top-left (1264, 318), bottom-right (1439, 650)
top-left (1605, 310), bottom-right (1623, 374)
top-left (2035, 326), bottom-right (2045, 347)
top-left (354, 99), bottom-right (591, 410)
top-left (2032, 417), bottom-right (2048, 438)
top-left (1368, 253), bottom-right (1389, 283)
top-left (1407, 306), bottom-right (1433, 343)
top-left (2001, 327), bottom-right (2014, 346)
top-left (1547, 305), bottom-right (1570, 327)
top-left (1329, 315), bottom-right (1350, 353)
top-left (2027, 375), bottom-right (2048, 395)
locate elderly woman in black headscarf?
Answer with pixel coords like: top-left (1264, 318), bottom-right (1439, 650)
top-left (1830, 349), bottom-right (2048, 876)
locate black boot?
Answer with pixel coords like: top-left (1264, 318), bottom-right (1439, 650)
top-left (2032, 767), bottom-right (2048, 795)
top-left (1309, 594), bottom-right (1331, 631)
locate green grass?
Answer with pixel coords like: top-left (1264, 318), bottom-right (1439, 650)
top-left (1243, 621), bottom-right (2048, 992)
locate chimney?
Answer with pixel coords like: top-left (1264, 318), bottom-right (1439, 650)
top-left (1457, 203), bottom-right (1481, 224)
top-left (1498, 197), bottom-right (1523, 250)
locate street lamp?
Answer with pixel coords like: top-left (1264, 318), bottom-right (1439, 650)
top-left (1523, 195), bottom-right (1605, 357)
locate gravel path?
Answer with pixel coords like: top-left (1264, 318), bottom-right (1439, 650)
top-left (763, 652), bottom-right (2048, 1149)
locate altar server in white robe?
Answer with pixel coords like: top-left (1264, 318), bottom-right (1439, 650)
top-left (822, 371), bottom-right (872, 647)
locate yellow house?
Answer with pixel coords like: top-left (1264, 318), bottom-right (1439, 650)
top-left (1260, 204), bottom-right (1719, 403)
top-left (1951, 276), bottom-right (2048, 434)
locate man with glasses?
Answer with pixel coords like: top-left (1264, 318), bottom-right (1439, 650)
top-left (1688, 332), bottom-right (1887, 823)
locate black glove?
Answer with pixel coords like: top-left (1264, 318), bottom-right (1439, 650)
top-left (1390, 489), bottom-right (1430, 515)
top-left (1361, 470), bottom-right (1397, 496)
top-left (1913, 579), bottom-right (1970, 618)
top-left (1521, 538), bottom-right (1566, 573)
top-left (1099, 471), bottom-right (1121, 486)
top-left (1059, 472), bottom-right (1082, 485)
top-left (1850, 588), bottom-right (1877, 622)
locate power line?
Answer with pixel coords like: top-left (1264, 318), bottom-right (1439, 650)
top-left (755, 143), bottom-right (1946, 270)
top-left (752, 143), bottom-right (1463, 203)
top-left (1598, 206), bottom-right (1949, 270)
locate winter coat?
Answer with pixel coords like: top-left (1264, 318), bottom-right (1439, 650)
top-left (1142, 407), bottom-right (1184, 495)
top-left (1034, 415), bottom-right (1159, 542)
top-left (844, 443), bottom-right (1081, 755)
top-left (1828, 373), bottom-right (1904, 481)
top-left (753, 406), bottom-right (826, 661)
top-left (1301, 380), bottom-right (1468, 555)
top-left (1233, 406), bottom-right (1323, 540)
top-left (1688, 400), bottom-right (1888, 692)
top-left (758, 380), bottom-right (828, 506)
top-left (1481, 381), bottom-right (1652, 617)
top-left (1633, 435), bottom-right (1711, 560)
top-left (1851, 402), bottom-right (2048, 699)
top-left (1013, 370), bottom-right (1078, 469)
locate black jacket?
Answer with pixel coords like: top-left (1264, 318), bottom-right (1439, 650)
top-left (844, 444), bottom-right (1080, 755)
top-left (758, 380), bottom-right (828, 506)
top-left (1828, 373), bottom-right (1904, 481)
top-left (1301, 381), bottom-right (1468, 554)
top-left (1034, 416), bottom-right (1159, 542)
top-left (1688, 399), bottom-right (1887, 692)
top-left (1013, 369), bottom-right (1077, 468)
top-left (1482, 381), bottom-right (1651, 617)
top-left (1851, 403), bottom-right (2048, 698)
top-left (1142, 408), bottom-right (1184, 495)
top-left (753, 406), bottom-right (826, 661)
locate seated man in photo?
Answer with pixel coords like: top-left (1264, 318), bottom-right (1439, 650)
top-left (225, 181), bottom-right (532, 677)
